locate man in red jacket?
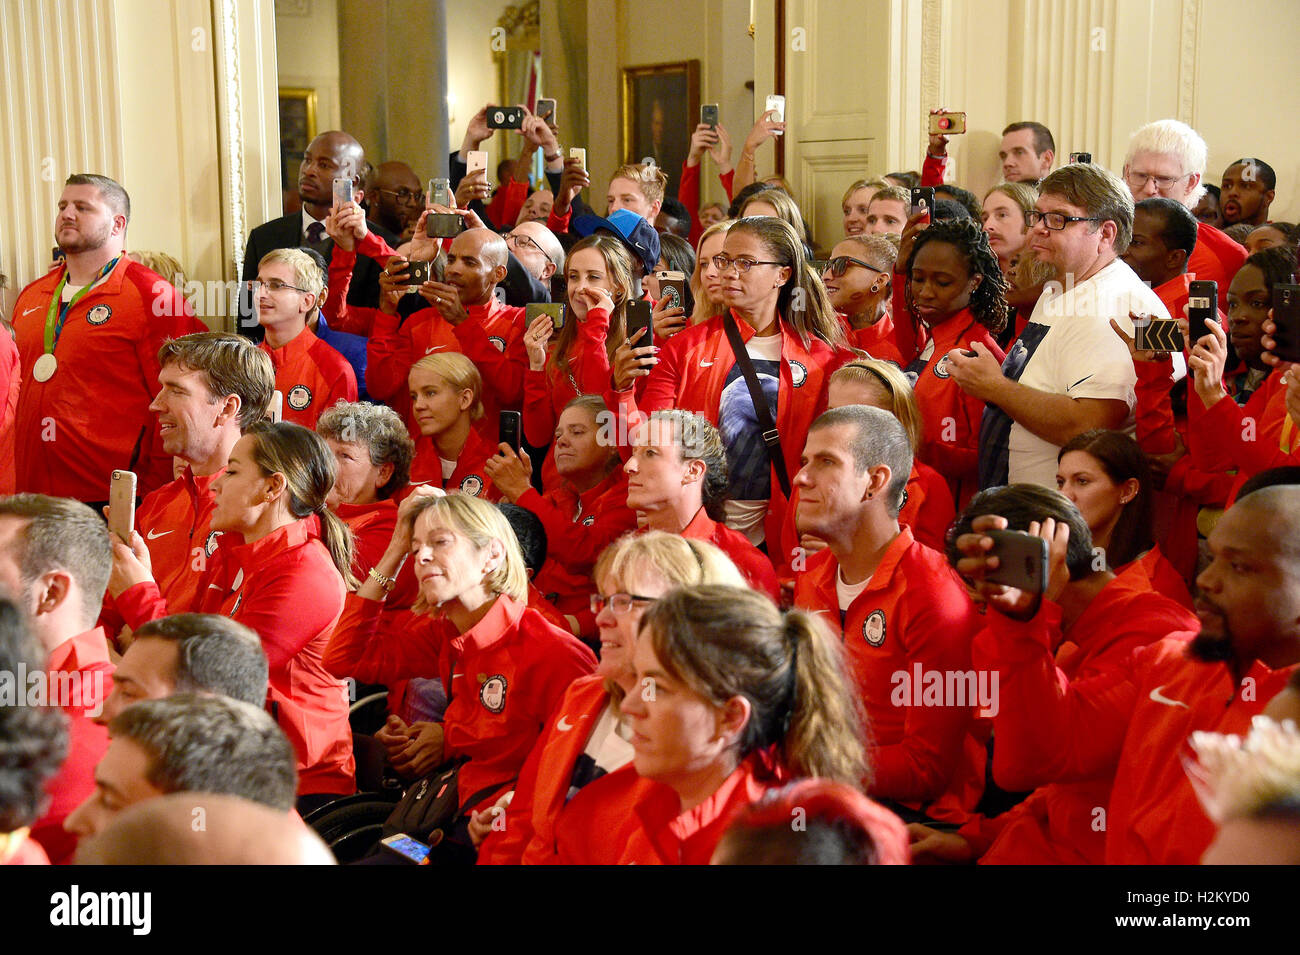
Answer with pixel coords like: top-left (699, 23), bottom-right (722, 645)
top-left (0, 495), bottom-right (114, 864)
top-left (10, 174), bottom-right (204, 503)
top-left (792, 405), bottom-right (979, 810)
top-left (101, 333), bottom-right (274, 641)
top-left (1122, 120), bottom-right (1246, 311)
top-left (950, 482), bottom-right (1300, 864)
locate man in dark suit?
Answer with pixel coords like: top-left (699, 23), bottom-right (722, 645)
top-left (239, 130), bottom-right (398, 342)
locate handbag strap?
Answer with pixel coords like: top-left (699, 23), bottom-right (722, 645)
top-left (722, 312), bottom-right (792, 498)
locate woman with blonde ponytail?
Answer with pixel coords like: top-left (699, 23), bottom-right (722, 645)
top-left (609, 584), bottom-right (872, 864)
top-left (108, 421), bottom-right (358, 810)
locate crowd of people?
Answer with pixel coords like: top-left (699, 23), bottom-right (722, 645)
top-left (1, 98), bottom-right (1298, 867)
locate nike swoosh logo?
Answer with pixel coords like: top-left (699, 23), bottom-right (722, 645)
top-left (20, 306), bottom-right (40, 317)
top-left (700, 359), bottom-right (714, 367)
top-left (146, 529), bottom-right (174, 540)
top-left (425, 345), bottom-right (446, 354)
top-left (231, 568), bottom-right (244, 591)
top-left (556, 716), bottom-right (574, 731)
top-left (451, 673), bottom-right (463, 680)
top-left (1069, 374), bottom-right (1094, 389)
top-left (1148, 684), bottom-right (1189, 709)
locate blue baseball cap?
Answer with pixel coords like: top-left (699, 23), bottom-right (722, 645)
top-left (571, 207), bottom-right (661, 274)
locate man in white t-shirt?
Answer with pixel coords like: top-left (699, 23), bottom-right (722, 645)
top-left (945, 163), bottom-right (1163, 487)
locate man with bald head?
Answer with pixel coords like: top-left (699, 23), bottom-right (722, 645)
top-left (951, 483), bottom-right (1300, 863)
top-left (76, 792), bottom-right (335, 865)
top-left (239, 130), bottom-right (399, 341)
top-left (503, 220), bottom-right (564, 286)
top-left (369, 160), bottom-right (424, 241)
top-left (370, 226), bottom-right (528, 425)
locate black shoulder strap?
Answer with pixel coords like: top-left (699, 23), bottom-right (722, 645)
top-left (722, 312), bottom-right (792, 498)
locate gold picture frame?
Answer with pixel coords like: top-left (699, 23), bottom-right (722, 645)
top-left (278, 86), bottom-right (318, 193)
top-left (620, 61), bottom-right (700, 198)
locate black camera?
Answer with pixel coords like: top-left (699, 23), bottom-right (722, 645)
top-left (487, 106), bottom-right (524, 129)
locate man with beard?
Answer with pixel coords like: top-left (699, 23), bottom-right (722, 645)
top-left (9, 174), bottom-right (204, 502)
top-left (1220, 158), bottom-right (1277, 229)
top-left (368, 161), bottom-right (424, 242)
top-left (950, 483), bottom-right (1300, 863)
top-left (238, 131), bottom-right (398, 341)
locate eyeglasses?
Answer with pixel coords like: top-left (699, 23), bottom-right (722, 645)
top-left (711, 254), bottom-right (785, 274)
top-left (1124, 170), bottom-right (1190, 191)
top-left (246, 279), bottom-right (311, 295)
top-left (506, 231), bottom-right (545, 258)
top-left (379, 188), bottom-right (424, 204)
top-left (589, 592), bottom-right (657, 615)
top-left (1025, 211), bottom-right (1104, 231)
top-left (821, 255), bottom-right (883, 278)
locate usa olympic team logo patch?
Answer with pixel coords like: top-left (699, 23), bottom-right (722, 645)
top-left (86, 305), bottom-right (112, 325)
top-left (480, 675), bottom-right (508, 713)
top-left (204, 530), bottom-right (222, 558)
top-left (488, 336), bottom-right (507, 353)
top-left (459, 475), bottom-right (484, 497)
top-left (287, 385), bottom-right (313, 410)
top-left (789, 360), bottom-right (807, 387)
top-left (933, 355), bottom-right (952, 379)
top-left (582, 515), bottom-right (596, 526)
top-left (863, 610), bottom-right (887, 647)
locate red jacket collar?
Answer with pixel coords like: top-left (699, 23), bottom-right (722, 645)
top-left (47, 627), bottom-right (111, 673)
top-left (225, 515), bottom-right (320, 564)
top-left (680, 507), bottom-right (716, 540)
top-left (37, 255), bottom-right (130, 298)
top-left (334, 499), bottom-right (397, 522)
top-left (636, 750), bottom-right (783, 855)
top-left (182, 464), bottom-right (224, 497)
top-left (1153, 273), bottom-right (1192, 304)
top-left (260, 325), bottom-right (319, 367)
top-left (448, 593), bottom-right (527, 655)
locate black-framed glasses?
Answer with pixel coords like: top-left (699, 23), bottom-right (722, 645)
top-left (590, 592), bottom-right (657, 615)
top-left (246, 279), bottom-right (311, 295)
top-left (711, 254), bottom-right (785, 274)
top-left (1025, 211), bottom-right (1104, 231)
top-left (506, 231), bottom-right (545, 258)
top-left (379, 188), bottom-right (424, 204)
top-left (821, 255), bottom-right (884, 278)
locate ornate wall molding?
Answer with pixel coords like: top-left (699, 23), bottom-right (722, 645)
top-left (1177, 0), bottom-right (1199, 124)
top-left (214, 0), bottom-right (248, 283)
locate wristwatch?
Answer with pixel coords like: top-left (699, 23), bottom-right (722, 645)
top-left (368, 566), bottom-right (397, 593)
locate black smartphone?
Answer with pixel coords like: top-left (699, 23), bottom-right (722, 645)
top-left (406, 260), bottom-right (434, 287)
top-left (426, 213), bottom-right (466, 239)
top-left (499, 410), bottom-right (522, 453)
top-left (526, 302), bottom-right (565, 331)
top-left (910, 186), bottom-right (934, 220)
top-left (701, 104), bottom-right (719, 128)
top-left (626, 300), bottom-right (653, 352)
top-left (984, 530), bottom-right (1048, 594)
top-left (1133, 316), bottom-right (1184, 353)
top-left (486, 105), bottom-right (524, 129)
top-left (1271, 283), bottom-right (1300, 362)
top-left (1069, 151), bottom-right (1092, 164)
top-left (1188, 280), bottom-right (1217, 334)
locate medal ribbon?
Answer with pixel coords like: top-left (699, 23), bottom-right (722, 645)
top-left (42, 256), bottom-right (121, 355)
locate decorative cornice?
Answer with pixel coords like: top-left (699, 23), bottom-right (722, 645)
top-left (1178, 0), bottom-right (1199, 124)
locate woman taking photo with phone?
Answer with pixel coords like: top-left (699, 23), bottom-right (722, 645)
top-left (623, 216), bottom-right (851, 549)
top-left (407, 351), bottom-right (500, 497)
top-left (1055, 429), bottom-right (1192, 607)
top-left (594, 584), bottom-right (868, 864)
top-left (474, 532), bottom-right (745, 864)
top-left (485, 395), bottom-right (639, 639)
top-left (324, 491), bottom-right (597, 861)
top-left (901, 217), bottom-right (1008, 506)
top-left (108, 421), bottom-right (358, 811)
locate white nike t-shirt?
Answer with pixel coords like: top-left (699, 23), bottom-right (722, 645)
top-left (836, 565), bottom-right (871, 613)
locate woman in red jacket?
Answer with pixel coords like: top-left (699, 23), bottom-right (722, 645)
top-left (522, 235), bottom-right (636, 482)
top-left (901, 217), bottom-right (1008, 506)
top-left (821, 233), bottom-right (900, 361)
top-left (628, 216), bottom-right (851, 550)
top-left (485, 395), bottom-right (638, 639)
top-left (474, 531), bottom-right (746, 864)
top-left (609, 584), bottom-right (868, 864)
top-left (407, 352), bottom-right (499, 496)
top-left (109, 422), bottom-right (358, 812)
top-left (323, 491), bottom-right (597, 862)
top-left (1056, 429), bottom-right (1193, 607)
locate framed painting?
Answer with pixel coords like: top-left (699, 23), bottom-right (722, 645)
top-left (620, 61), bottom-right (700, 200)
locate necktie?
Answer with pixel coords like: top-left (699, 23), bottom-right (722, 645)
top-left (306, 221), bottom-right (326, 245)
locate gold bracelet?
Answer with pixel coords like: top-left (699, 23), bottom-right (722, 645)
top-left (367, 565), bottom-right (397, 593)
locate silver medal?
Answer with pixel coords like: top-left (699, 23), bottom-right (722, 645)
top-left (32, 353), bottom-right (57, 382)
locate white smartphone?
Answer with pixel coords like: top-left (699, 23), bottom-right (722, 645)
top-left (466, 150), bottom-right (488, 176)
top-left (268, 390), bottom-right (283, 424)
top-left (108, 470), bottom-right (137, 544)
top-left (332, 177), bottom-right (353, 209)
top-left (569, 147), bottom-right (586, 171)
top-left (766, 94), bottom-right (786, 131)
